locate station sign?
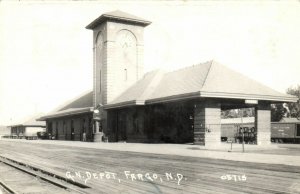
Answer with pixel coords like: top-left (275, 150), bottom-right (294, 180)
top-left (245, 99), bottom-right (258, 104)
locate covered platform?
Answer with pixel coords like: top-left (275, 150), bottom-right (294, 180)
top-left (103, 60), bottom-right (297, 147)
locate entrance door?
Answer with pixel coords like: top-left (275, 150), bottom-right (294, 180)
top-left (55, 122), bottom-right (58, 140)
top-left (116, 111), bottom-right (127, 142)
top-left (48, 122), bottom-right (53, 139)
top-left (71, 120), bottom-right (75, 140)
top-left (81, 119), bottom-right (85, 141)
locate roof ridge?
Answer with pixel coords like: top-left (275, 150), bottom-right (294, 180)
top-left (86, 10), bottom-right (151, 29)
top-left (199, 60), bottom-right (214, 89)
top-left (209, 61), bottom-right (294, 97)
top-left (137, 70), bottom-right (165, 102)
top-left (166, 60), bottom-right (212, 74)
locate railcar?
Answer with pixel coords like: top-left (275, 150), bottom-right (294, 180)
top-left (271, 122), bottom-right (300, 143)
top-left (221, 121), bottom-right (300, 143)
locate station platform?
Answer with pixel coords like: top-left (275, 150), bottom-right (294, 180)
top-left (1, 138), bottom-right (300, 167)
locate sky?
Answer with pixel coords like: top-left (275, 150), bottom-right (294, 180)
top-left (0, 0), bottom-right (300, 125)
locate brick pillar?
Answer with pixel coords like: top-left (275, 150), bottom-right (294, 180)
top-left (194, 100), bottom-right (221, 147)
top-left (255, 102), bottom-right (271, 145)
top-left (194, 104), bottom-right (205, 145)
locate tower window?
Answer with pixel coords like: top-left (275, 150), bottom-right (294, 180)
top-left (99, 70), bottom-right (101, 92)
top-left (124, 68), bottom-right (127, 81)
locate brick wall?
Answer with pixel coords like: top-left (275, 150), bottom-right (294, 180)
top-left (255, 102), bottom-right (271, 145)
top-left (93, 21), bottom-right (145, 106)
top-left (107, 102), bottom-right (194, 143)
top-left (194, 100), bottom-right (221, 147)
top-left (46, 113), bottom-right (93, 141)
top-left (92, 20), bottom-right (146, 136)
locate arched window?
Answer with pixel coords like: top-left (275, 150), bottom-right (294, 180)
top-left (96, 32), bottom-right (104, 93)
top-left (116, 30), bottom-right (137, 81)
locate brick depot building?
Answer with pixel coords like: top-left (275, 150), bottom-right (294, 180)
top-left (10, 117), bottom-right (46, 137)
top-left (38, 11), bottom-right (297, 147)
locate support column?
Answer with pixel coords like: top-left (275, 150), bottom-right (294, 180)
top-left (93, 108), bottom-right (107, 142)
top-left (194, 100), bottom-right (221, 148)
top-left (255, 101), bottom-right (271, 145)
top-left (93, 121), bottom-right (103, 142)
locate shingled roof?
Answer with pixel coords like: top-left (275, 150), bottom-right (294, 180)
top-left (105, 60), bottom-right (297, 109)
top-left (38, 60), bottom-right (298, 115)
top-left (86, 10), bottom-right (151, 29)
top-left (37, 91), bottom-right (93, 121)
top-left (11, 115), bottom-right (46, 127)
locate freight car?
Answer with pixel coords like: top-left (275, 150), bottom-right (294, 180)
top-left (221, 119), bottom-right (300, 143)
top-left (221, 123), bottom-right (257, 144)
top-left (271, 122), bottom-right (300, 143)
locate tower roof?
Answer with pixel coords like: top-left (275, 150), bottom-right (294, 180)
top-left (86, 10), bottom-right (151, 29)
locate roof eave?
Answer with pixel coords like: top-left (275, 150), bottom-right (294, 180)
top-left (145, 92), bottom-right (201, 105)
top-left (37, 107), bottom-right (94, 121)
top-left (104, 100), bottom-right (145, 109)
top-left (86, 15), bottom-right (151, 29)
top-left (199, 91), bottom-right (298, 103)
top-left (9, 124), bottom-right (45, 128)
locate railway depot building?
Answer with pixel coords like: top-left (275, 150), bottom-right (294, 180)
top-left (38, 11), bottom-right (298, 147)
top-left (9, 117), bottom-right (46, 138)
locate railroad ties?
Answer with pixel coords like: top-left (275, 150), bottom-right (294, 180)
top-left (0, 155), bottom-right (92, 194)
top-left (0, 141), bottom-right (300, 193)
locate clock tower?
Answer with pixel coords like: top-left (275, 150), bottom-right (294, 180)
top-left (86, 10), bottom-right (151, 141)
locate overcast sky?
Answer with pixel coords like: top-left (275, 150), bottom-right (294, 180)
top-left (0, 0), bottom-right (300, 125)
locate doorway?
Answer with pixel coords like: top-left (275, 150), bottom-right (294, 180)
top-left (48, 122), bottom-right (53, 139)
top-left (71, 120), bottom-right (75, 140)
top-left (55, 121), bottom-right (58, 140)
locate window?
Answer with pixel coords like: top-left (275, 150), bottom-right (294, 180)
top-left (297, 124), bottom-right (300, 136)
top-left (82, 119), bottom-right (86, 133)
top-left (88, 118), bottom-right (93, 134)
top-left (99, 70), bottom-right (101, 92)
top-left (124, 69), bottom-right (127, 81)
top-left (63, 121), bottom-right (66, 134)
top-left (56, 121), bottom-right (58, 132)
top-left (116, 30), bottom-right (137, 81)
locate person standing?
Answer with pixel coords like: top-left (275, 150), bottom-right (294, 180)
top-left (82, 132), bottom-right (86, 142)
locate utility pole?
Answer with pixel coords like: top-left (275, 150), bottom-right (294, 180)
top-left (240, 109), bottom-right (245, 152)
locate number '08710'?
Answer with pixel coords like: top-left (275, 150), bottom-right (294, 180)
top-left (220, 174), bottom-right (247, 181)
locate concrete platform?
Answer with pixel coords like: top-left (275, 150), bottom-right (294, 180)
top-left (0, 139), bottom-right (300, 193)
top-left (1, 138), bottom-right (300, 167)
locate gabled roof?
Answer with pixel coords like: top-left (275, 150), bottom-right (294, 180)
top-left (57, 91), bottom-right (93, 111)
top-left (37, 91), bottom-right (93, 121)
top-left (105, 60), bottom-right (297, 109)
top-left (11, 115), bottom-right (46, 127)
top-left (198, 61), bottom-right (295, 101)
top-left (107, 70), bottom-right (165, 107)
top-left (86, 10), bottom-right (151, 29)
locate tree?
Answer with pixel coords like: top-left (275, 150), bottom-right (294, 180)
top-left (271, 104), bottom-right (287, 122)
top-left (270, 85), bottom-right (300, 122)
top-left (221, 108), bottom-right (255, 119)
top-left (286, 85), bottom-right (300, 118)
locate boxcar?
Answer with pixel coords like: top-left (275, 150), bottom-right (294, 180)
top-left (221, 121), bottom-right (300, 143)
top-left (221, 123), bottom-right (255, 142)
top-left (271, 122), bottom-right (300, 143)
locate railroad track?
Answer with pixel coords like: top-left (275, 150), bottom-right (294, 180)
top-left (1, 141), bottom-right (300, 193)
top-left (0, 155), bottom-right (91, 194)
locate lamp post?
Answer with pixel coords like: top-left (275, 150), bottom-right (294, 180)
top-left (93, 104), bottom-right (104, 142)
